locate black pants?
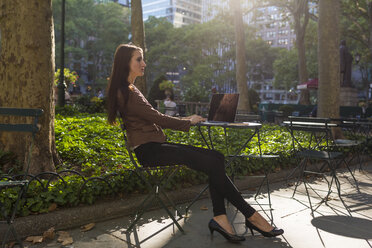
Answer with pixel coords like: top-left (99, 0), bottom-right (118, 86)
top-left (134, 142), bottom-right (256, 218)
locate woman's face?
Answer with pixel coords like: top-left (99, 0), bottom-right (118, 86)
top-left (128, 50), bottom-right (146, 81)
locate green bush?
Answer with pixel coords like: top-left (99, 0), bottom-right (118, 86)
top-left (55, 105), bottom-right (80, 116)
top-left (0, 114), bottom-right (304, 218)
top-left (279, 105), bottom-right (295, 117)
top-left (74, 95), bottom-right (106, 113)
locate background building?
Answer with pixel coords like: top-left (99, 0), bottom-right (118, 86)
top-left (202, 0), bottom-right (296, 50)
top-left (142, 0), bottom-right (202, 27)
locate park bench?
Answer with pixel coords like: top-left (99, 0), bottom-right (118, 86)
top-left (0, 107), bottom-right (43, 248)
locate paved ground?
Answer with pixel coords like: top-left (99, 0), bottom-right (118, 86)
top-left (23, 163), bottom-right (372, 248)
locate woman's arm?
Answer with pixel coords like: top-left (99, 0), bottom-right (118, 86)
top-left (126, 87), bottom-right (193, 131)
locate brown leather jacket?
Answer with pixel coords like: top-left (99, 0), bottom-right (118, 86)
top-left (117, 85), bottom-right (191, 148)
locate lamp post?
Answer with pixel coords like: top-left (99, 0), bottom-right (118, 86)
top-left (57, 0), bottom-right (66, 107)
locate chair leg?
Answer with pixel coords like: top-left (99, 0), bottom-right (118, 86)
top-left (303, 175), bottom-right (315, 217)
top-left (333, 172), bottom-right (352, 216)
top-left (265, 173), bottom-right (273, 224)
top-left (1, 224), bottom-right (24, 248)
top-left (292, 159), bottom-right (307, 198)
top-left (341, 158), bottom-right (359, 191)
top-left (185, 184), bottom-right (209, 215)
top-left (157, 196), bottom-right (184, 234)
top-left (125, 193), bottom-right (156, 234)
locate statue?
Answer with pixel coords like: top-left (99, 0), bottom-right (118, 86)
top-left (340, 40), bottom-right (353, 87)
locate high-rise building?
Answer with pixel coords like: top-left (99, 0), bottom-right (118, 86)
top-left (202, 0), bottom-right (298, 50)
top-left (142, 0), bottom-right (202, 27)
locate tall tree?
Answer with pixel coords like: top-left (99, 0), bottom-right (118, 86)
top-left (341, 0), bottom-right (372, 59)
top-left (53, 0), bottom-right (130, 91)
top-left (0, 0), bottom-right (56, 174)
top-left (231, 0), bottom-right (251, 112)
top-left (131, 0), bottom-right (147, 95)
top-left (318, 0), bottom-right (340, 118)
top-left (264, 0), bottom-right (313, 104)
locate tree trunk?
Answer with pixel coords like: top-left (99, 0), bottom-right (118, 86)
top-left (294, 0), bottom-right (310, 105)
top-left (131, 0), bottom-right (147, 95)
top-left (231, 0), bottom-right (251, 112)
top-left (317, 0), bottom-right (340, 119)
top-left (0, 0), bottom-right (56, 174)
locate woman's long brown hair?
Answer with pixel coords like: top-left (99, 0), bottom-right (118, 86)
top-left (106, 44), bottom-right (142, 125)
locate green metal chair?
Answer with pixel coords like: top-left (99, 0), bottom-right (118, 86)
top-left (0, 107), bottom-right (43, 248)
top-left (286, 116), bottom-right (356, 216)
top-left (118, 116), bottom-right (186, 246)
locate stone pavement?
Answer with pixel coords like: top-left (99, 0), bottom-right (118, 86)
top-left (23, 163), bottom-right (372, 248)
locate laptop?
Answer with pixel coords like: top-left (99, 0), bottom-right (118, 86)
top-left (205, 93), bottom-right (239, 123)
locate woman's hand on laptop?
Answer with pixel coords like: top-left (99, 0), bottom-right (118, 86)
top-left (188, 115), bottom-right (205, 125)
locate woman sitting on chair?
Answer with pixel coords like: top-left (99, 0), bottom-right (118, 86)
top-left (106, 44), bottom-right (284, 243)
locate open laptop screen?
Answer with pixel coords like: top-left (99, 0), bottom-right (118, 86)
top-left (207, 93), bottom-right (239, 123)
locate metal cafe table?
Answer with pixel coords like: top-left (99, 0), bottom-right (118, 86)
top-left (185, 121), bottom-right (271, 217)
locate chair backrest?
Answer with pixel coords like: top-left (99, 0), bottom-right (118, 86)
top-left (117, 113), bottom-right (141, 170)
top-left (0, 107), bottom-right (44, 175)
top-left (286, 116), bottom-right (333, 152)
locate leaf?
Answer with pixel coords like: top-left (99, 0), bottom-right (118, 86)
top-left (43, 227), bottom-right (55, 240)
top-left (57, 231), bottom-right (72, 244)
top-left (48, 203), bottom-right (58, 212)
top-left (200, 205), bottom-right (208, 211)
top-left (80, 223), bottom-right (95, 232)
top-left (62, 237), bottom-right (74, 246)
top-left (25, 236), bottom-right (44, 244)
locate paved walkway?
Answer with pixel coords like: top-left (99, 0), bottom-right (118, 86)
top-left (25, 163), bottom-right (372, 248)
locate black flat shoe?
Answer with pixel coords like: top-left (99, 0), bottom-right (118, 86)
top-left (245, 219), bottom-right (284, 237)
top-left (208, 219), bottom-right (245, 243)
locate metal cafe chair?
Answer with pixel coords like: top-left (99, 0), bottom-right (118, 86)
top-left (286, 116), bottom-right (354, 216)
top-left (0, 107), bottom-right (43, 248)
top-left (117, 116), bottom-right (185, 246)
top-left (330, 118), bottom-right (365, 173)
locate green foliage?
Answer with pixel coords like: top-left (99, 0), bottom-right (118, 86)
top-left (248, 88), bottom-right (260, 108)
top-left (183, 81), bottom-right (210, 102)
top-left (278, 105), bottom-right (295, 117)
top-left (54, 68), bottom-right (79, 88)
top-left (55, 105), bottom-right (81, 116)
top-left (144, 16), bottom-right (278, 96)
top-left (147, 75), bottom-right (167, 108)
top-left (159, 80), bottom-right (174, 90)
top-left (52, 0), bottom-right (130, 84)
top-left (273, 48), bottom-right (299, 89)
top-left (0, 150), bottom-right (20, 174)
top-left (6, 112), bottom-right (365, 218)
top-left (74, 95), bottom-right (106, 113)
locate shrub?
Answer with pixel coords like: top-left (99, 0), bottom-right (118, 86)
top-left (1, 114), bottom-right (312, 218)
top-left (279, 105), bottom-right (295, 117)
top-left (74, 95), bottom-right (106, 113)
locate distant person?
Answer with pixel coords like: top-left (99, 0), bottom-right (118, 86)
top-left (164, 95), bottom-right (177, 116)
top-left (106, 44), bottom-right (283, 243)
top-left (97, 90), bottom-right (104, 99)
top-left (310, 105), bottom-right (317, 117)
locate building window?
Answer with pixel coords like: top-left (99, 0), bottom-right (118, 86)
top-left (278, 39), bottom-right (288, 45)
top-left (267, 31), bottom-right (275, 38)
